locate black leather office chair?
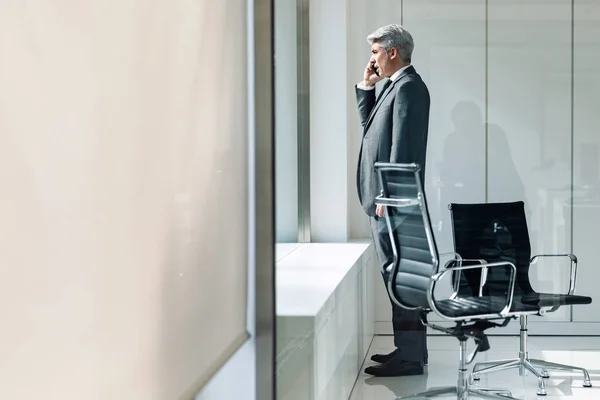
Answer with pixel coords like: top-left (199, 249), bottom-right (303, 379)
top-left (374, 163), bottom-right (542, 400)
top-left (449, 201), bottom-right (592, 395)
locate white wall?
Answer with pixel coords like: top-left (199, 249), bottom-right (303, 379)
top-left (572, 0), bottom-right (600, 322)
top-left (309, 0), bottom-right (350, 242)
top-left (487, 0), bottom-right (573, 321)
top-left (308, 0), bottom-right (403, 241)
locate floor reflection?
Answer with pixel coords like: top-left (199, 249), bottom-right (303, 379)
top-left (351, 336), bottom-right (600, 400)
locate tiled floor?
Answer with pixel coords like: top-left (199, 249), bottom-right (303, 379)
top-left (350, 335), bottom-right (600, 399)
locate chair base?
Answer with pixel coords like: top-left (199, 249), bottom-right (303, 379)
top-left (398, 339), bottom-right (517, 400)
top-left (472, 357), bottom-right (593, 395)
top-left (398, 385), bottom-right (518, 400)
top-left (471, 315), bottom-right (592, 396)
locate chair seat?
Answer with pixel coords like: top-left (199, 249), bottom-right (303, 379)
top-left (436, 296), bottom-right (539, 318)
top-left (521, 293), bottom-right (592, 307)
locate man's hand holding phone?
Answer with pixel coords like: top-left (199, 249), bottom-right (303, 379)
top-left (361, 61), bottom-right (384, 87)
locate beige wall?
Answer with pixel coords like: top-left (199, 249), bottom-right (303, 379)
top-left (0, 1), bottom-right (249, 398)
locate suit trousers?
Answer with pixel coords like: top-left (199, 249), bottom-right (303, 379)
top-left (370, 216), bottom-right (428, 364)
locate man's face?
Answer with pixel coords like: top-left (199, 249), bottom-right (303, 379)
top-left (370, 42), bottom-right (391, 77)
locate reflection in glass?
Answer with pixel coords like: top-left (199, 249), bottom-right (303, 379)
top-left (488, 0), bottom-right (572, 318)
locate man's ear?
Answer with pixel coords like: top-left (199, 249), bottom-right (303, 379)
top-left (389, 47), bottom-right (398, 60)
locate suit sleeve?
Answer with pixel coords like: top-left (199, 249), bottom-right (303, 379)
top-left (390, 81), bottom-right (427, 166)
top-left (355, 85), bottom-right (376, 129)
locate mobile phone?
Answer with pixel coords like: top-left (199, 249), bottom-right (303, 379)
top-left (371, 63), bottom-right (379, 76)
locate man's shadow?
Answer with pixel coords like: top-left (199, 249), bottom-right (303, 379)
top-left (435, 101), bottom-right (529, 296)
top-left (437, 101), bottom-right (527, 241)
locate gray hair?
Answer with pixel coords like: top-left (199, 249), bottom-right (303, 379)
top-left (367, 24), bottom-right (414, 63)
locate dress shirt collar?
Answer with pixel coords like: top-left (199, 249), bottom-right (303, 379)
top-left (390, 64), bottom-right (411, 82)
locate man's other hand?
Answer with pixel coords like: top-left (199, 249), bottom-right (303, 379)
top-left (376, 204), bottom-right (385, 218)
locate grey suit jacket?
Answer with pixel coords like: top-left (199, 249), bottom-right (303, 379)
top-left (356, 65), bottom-right (430, 217)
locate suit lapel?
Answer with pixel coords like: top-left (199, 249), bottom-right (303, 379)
top-left (363, 66), bottom-right (415, 132)
top-left (364, 79), bottom-right (398, 128)
top-left (374, 79), bottom-right (392, 104)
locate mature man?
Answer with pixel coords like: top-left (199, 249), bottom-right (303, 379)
top-left (355, 24), bottom-right (430, 377)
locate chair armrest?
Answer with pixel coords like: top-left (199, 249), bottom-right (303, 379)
top-left (440, 253), bottom-right (463, 297)
top-left (439, 251), bottom-right (462, 266)
top-left (530, 253), bottom-right (578, 295)
top-left (445, 257), bottom-right (488, 297)
top-left (375, 194), bottom-right (420, 208)
top-left (429, 261), bottom-right (517, 320)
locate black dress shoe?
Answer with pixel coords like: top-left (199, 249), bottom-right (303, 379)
top-left (371, 349), bottom-right (428, 366)
top-left (370, 349), bottom-right (399, 364)
top-left (364, 359), bottom-right (424, 377)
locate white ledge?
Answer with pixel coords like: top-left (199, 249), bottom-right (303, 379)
top-left (275, 242), bottom-right (375, 400)
top-left (277, 242), bottom-right (371, 317)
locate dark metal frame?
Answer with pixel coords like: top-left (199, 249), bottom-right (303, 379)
top-left (296, 0), bottom-right (311, 243)
top-left (252, 0), bottom-right (276, 398)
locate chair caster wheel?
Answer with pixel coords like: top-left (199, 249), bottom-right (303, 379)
top-left (472, 374), bottom-right (480, 381)
top-left (583, 382), bottom-right (592, 388)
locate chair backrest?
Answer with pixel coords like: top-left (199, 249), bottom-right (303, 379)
top-left (374, 162), bottom-right (439, 309)
top-left (449, 201), bottom-right (533, 297)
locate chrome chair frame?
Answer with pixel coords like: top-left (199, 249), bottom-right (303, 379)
top-left (467, 254), bottom-right (592, 393)
top-left (375, 162), bottom-right (526, 400)
top-left (446, 203), bottom-right (592, 395)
